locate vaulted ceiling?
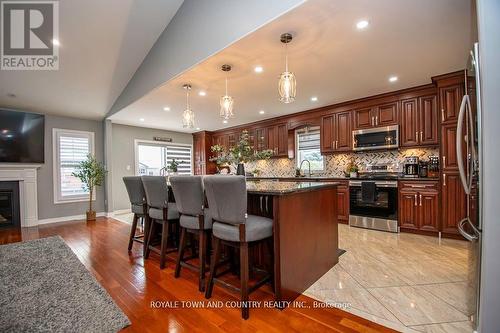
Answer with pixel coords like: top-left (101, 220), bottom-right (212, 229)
top-left (109, 0), bottom-right (473, 133)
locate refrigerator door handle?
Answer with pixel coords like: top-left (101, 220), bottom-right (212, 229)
top-left (456, 94), bottom-right (473, 194)
top-left (458, 217), bottom-right (479, 242)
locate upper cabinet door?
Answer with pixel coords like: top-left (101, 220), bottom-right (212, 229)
top-left (400, 98), bottom-right (419, 147)
top-left (254, 127), bottom-right (266, 152)
top-left (353, 107), bottom-right (374, 129)
top-left (335, 111), bottom-right (352, 151)
top-left (276, 123), bottom-right (288, 157)
top-left (439, 84), bottom-right (463, 124)
top-left (266, 125), bottom-right (276, 155)
top-left (419, 95), bottom-right (439, 145)
top-left (320, 114), bottom-right (335, 153)
top-left (376, 102), bottom-right (398, 126)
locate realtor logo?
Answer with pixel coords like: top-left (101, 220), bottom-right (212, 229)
top-left (1, 0), bottom-right (59, 70)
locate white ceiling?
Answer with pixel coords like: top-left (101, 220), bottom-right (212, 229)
top-left (0, 0), bottom-right (184, 120)
top-left (109, 0), bottom-right (473, 133)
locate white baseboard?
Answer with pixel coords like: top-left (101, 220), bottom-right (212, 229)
top-left (112, 209), bottom-right (131, 215)
top-left (37, 212), bottom-right (106, 225)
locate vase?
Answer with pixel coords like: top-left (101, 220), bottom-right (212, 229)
top-left (236, 163), bottom-right (245, 176)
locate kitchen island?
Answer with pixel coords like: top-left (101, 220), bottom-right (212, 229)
top-left (246, 180), bottom-right (340, 303)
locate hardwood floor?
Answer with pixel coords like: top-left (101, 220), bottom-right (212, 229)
top-left (0, 218), bottom-right (396, 333)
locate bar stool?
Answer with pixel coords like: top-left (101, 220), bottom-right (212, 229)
top-left (204, 175), bottom-right (273, 319)
top-left (170, 175), bottom-right (212, 292)
top-left (141, 176), bottom-right (180, 269)
top-left (123, 176), bottom-right (148, 252)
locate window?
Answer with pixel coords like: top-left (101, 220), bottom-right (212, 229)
top-left (295, 127), bottom-right (324, 172)
top-left (53, 129), bottom-right (95, 203)
top-left (136, 141), bottom-right (192, 176)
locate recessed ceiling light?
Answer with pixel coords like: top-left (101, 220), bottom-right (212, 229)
top-left (196, 127), bottom-right (201, 130)
top-left (139, 118), bottom-right (145, 122)
top-left (52, 38), bottom-right (60, 46)
top-left (389, 76), bottom-right (398, 82)
top-left (311, 96), bottom-right (318, 102)
top-left (6, 93), bottom-right (16, 98)
top-left (198, 91), bottom-right (206, 96)
top-left (259, 110), bottom-right (265, 114)
top-left (356, 20), bottom-right (369, 30)
top-left (1, 129), bottom-right (8, 134)
top-left (163, 106), bottom-right (170, 111)
top-left (223, 120), bottom-right (228, 124)
top-left (254, 66), bottom-right (263, 73)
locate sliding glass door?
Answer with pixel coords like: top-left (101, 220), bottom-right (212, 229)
top-left (136, 141), bottom-right (192, 176)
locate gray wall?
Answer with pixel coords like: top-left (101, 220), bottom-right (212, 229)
top-left (111, 123), bottom-right (192, 211)
top-left (38, 115), bottom-right (105, 219)
top-left (107, 0), bottom-right (305, 117)
top-left (477, 0), bottom-right (500, 331)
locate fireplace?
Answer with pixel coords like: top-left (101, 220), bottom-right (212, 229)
top-left (0, 181), bottom-right (20, 228)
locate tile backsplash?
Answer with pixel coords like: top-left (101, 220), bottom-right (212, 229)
top-left (245, 148), bottom-right (439, 177)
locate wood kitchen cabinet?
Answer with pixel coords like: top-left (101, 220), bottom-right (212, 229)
top-left (439, 83), bottom-right (464, 124)
top-left (336, 181), bottom-right (350, 224)
top-left (353, 102), bottom-right (398, 130)
top-left (193, 131), bottom-right (216, 175)
top-left (253, 127), bottom-right (267, 152)
top-left (320, 111), bottom-right (352, 154)
top-left (266, 123), bottom-right (288, 158)
top-left (398, 181), bottom-right (440, 233)
top-left (441, 172), bottom-right (467, 235)
top-left (400, 95), bottom-right (439, 147)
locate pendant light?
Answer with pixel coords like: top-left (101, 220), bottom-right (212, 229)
top-left (278, 33), bottom-right (296, 104)
top-left (182, 84), bottom-right (194, 128)
top-left (220, 64), bottom-right (234, 120)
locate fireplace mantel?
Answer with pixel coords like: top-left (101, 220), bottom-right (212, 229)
top-left (0, 164), bottom-right (42, 227)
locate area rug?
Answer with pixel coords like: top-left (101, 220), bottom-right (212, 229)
top-left (0, 236), bottom-right (130, 333)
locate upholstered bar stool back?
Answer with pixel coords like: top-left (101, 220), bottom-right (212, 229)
top-left (123, 176), bottom-right (147, 251)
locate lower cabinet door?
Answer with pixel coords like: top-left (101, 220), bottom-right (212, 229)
top-left (399, 190), bottom-right (418, 229)
top-left (336, 184), bottom-right (349, 223)
top-left (442, 172), bottom-right (467, 235)
top-left (418, 191), bottom-right (439, 232)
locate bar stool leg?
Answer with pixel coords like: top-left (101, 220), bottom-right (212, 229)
top-left (159, 221), bottom-right (170, 269)
top-left (240, 242), bottom-right (249, 319)
top-left (175, 227), bottom-right (187, 278)
top-left (205, 237), bottom-right (221, 299)
top-left (144, 220), bottom-right (156, 259)
top-left (128, 214), bottom-right (138, 251)
top-left (198, 230), bottom-right (206, 292)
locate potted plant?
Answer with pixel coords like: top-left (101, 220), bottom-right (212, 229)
top-left (160, 158), bottom-right (184, 175)
top-left (72, 154), bottom-right (107, 221)
top-left (210, 130), bottom-right (273, 175)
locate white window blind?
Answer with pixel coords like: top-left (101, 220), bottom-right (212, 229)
top-left (296, 127), bottom-right (324, 172)
top-left (53, 129), bottom-right (95, 203)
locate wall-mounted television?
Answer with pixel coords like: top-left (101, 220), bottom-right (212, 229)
top-left (0, 109), bottom-right (45, 163)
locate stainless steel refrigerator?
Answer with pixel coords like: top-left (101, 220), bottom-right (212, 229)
top-left (456, 41), bottom-right (482, 331)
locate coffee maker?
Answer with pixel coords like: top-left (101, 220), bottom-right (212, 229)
top-left (404, 156), bottom-right (419, 178)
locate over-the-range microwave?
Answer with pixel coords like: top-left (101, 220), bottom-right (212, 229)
top-left (352, 125), bottom-right (399, 151)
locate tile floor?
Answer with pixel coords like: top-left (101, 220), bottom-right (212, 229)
top-left (304, 224), bottom-right (475, 333)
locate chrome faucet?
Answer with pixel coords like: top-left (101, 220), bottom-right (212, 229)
top-left (299, 159), bottom-right (311, 177)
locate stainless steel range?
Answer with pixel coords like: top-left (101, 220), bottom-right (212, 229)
top-left (349, 163), bottom-right (399, 233)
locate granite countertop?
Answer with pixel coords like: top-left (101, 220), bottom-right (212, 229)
top-left (246, 180), bottom-right (339, 196)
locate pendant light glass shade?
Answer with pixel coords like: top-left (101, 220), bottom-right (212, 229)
top-left (219, 64), bottom-right (234, 120)
top-left (182, 84), bottom-right (194, 128)
top-left (278, 33), bottom-right (296, 104)
top-left (219, 93), bottom-right (234, 120)
top-left (278, 71), bottom-right (296, 103)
